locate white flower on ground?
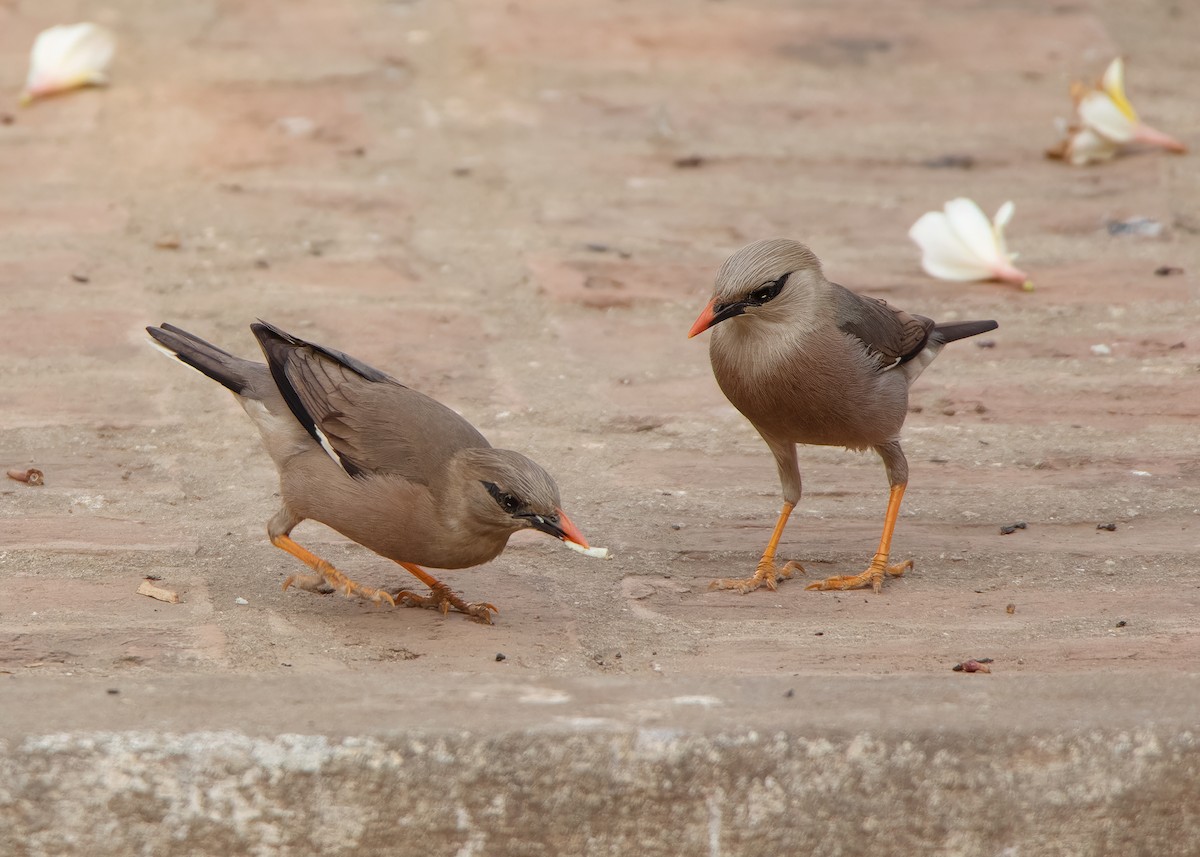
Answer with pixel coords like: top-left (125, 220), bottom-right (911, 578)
top-left (20, 23), bottom-right (116, 105)
top-left (1049, 58), bottom-right (1186, 165)
top-left (1053, 125), bottom-right (1121, 166)
top-left (908, 198), bottom-right (1031, 289)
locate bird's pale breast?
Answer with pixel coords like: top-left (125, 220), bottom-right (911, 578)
top-left (710, 322), bottom-right (908, 449)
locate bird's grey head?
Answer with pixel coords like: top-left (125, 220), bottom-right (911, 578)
top-left (458, 447), bottom-right (581, 542)
top-left (689, 239), bottom-right (825, 338)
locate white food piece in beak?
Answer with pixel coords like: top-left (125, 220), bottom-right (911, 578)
top-left (564, 541), bottom-right (609, 559)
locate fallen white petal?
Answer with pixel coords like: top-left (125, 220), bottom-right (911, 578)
top-left (1101, 57), bottom-right (1125, 100)
top-left (943, 198), bottom-right (1004, 267)
top-left (22, 22), bottom-right (116, 104)
top-left (993, 201), bottom-right (1015, 230)
top-left (564, 541), bottom-right (609, 559)
top-left (1079, 91), bottom-right (1137, 143)
top-left (909, 211), bottom-right (995, 281)
top-left (1099, 57), bottom-right (1140, 124)
top-left (1063, 126), bottom-right (1121, 165)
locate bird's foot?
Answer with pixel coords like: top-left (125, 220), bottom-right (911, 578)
top-left (394, 582), bottom-right (497, 624)
top-left (282, 564), bottom-right (397, 606)
top-left (805, 557), bottom-right (912, 594)
top-left (708, 558), bottom-right (805, 595)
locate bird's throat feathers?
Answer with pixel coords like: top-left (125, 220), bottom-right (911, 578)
top-left (709, 284), bottom-right (831, 376)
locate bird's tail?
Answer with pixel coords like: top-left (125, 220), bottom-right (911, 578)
top-left (900, 319), bottom-right (999, 386)
top-left (932, 319), bottom-right (998, 344)
top-left (146, 323), bottom-right (255, 395)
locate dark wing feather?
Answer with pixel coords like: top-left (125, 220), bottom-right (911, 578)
top-left (251, 322), bottom-right (490, 483)
top-left (831, 284), bottom-right (935, 369)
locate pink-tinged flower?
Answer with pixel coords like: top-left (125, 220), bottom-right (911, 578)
top-left (909, 198), bottom-right (1032, 290)
top-left (20, 23), bottom-right (116, 105)
top-left (1050, 125), bottom-right (1121, 166)
top-left (1049, 58), bottom-right (1186, 165)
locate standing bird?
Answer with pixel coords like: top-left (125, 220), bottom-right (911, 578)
top-left (688, 239), bottom-right (997, 594)
top-left (147, 321), bottom-right (594, 623)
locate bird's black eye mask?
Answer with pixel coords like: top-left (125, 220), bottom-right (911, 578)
top-left (482, 481), bottom-right (521, 514)
top-left (746, 272), bottom-right (790, 306)
top-left (482, 480), bottom-right (567, 538)
top-left (713, 272), bottom-right (790, 320)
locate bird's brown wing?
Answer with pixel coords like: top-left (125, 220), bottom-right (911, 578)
top-left (251, 321), bottom-right (489, 483)
top-left (831, 283), bottom-right (935, 370)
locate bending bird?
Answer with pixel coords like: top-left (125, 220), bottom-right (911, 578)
top-left (147, 320), bottom-right (592, 622)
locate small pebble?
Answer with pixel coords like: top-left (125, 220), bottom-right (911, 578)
top-left (921, 154), bottom-right (975, 170)
top-left (1090, 344), bottom-right (1112, 356)
top-left (1006, 603), bottom-right (1016, 614)
top-left (495, 652), bottom-right (507, 662)
top-left (235, 597), bottom-right (249, 605)
top-left (1116, 620), bottom-right (1127, 628)
top-left (1154, 265), bottom-right (1184, 276)
top-left (1106, 217), bottom-right (1162, 237)
top-left (784, 688), bottom-right (795, 698)
top-left (1097, 522), bottom-right (1117, 532)
top-left (106, 688), bottom-right (119, 695)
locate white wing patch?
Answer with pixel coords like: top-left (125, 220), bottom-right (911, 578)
top-left (311, 423), bottom-right (352, 474)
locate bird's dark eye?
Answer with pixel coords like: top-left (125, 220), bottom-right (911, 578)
top-left (482, 481), bottom-right (522, 514)
top-left (747, 272), bottom-right (790, 306)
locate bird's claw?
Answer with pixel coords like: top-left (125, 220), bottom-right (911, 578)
top-left (283, 567), bottom-right (396, 606)
top-left (394, 583), bottom-right (497, 624)
top-left (708, 559), bottom-right (805, 594)
top-left (806, 558), bottom-right (912, 593)
top-left (282, 572), bottom-right (330, 594)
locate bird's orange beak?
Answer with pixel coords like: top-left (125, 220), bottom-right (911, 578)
top-left (555, 508), bottom-right (590, 549)
top-left (688, 298), bottom-right (718, 338)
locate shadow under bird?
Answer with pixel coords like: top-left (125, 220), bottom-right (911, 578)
top-left (688, 239), bottom-right (997, 594)
top-left (147, 320), bottom-right (594, 623)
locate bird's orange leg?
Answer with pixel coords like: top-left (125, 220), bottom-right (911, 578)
top-left (709, 502), bottom-right (806, 594)
top-left (273, 535), bottom-right (397, 606)
top-left (806, 484), bottom-right (912, 594)
top-left (391, 561), bottom-right (497, 625)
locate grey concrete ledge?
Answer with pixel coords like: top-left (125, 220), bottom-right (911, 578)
top-left (2, 673), bottom-right (1198, 856)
